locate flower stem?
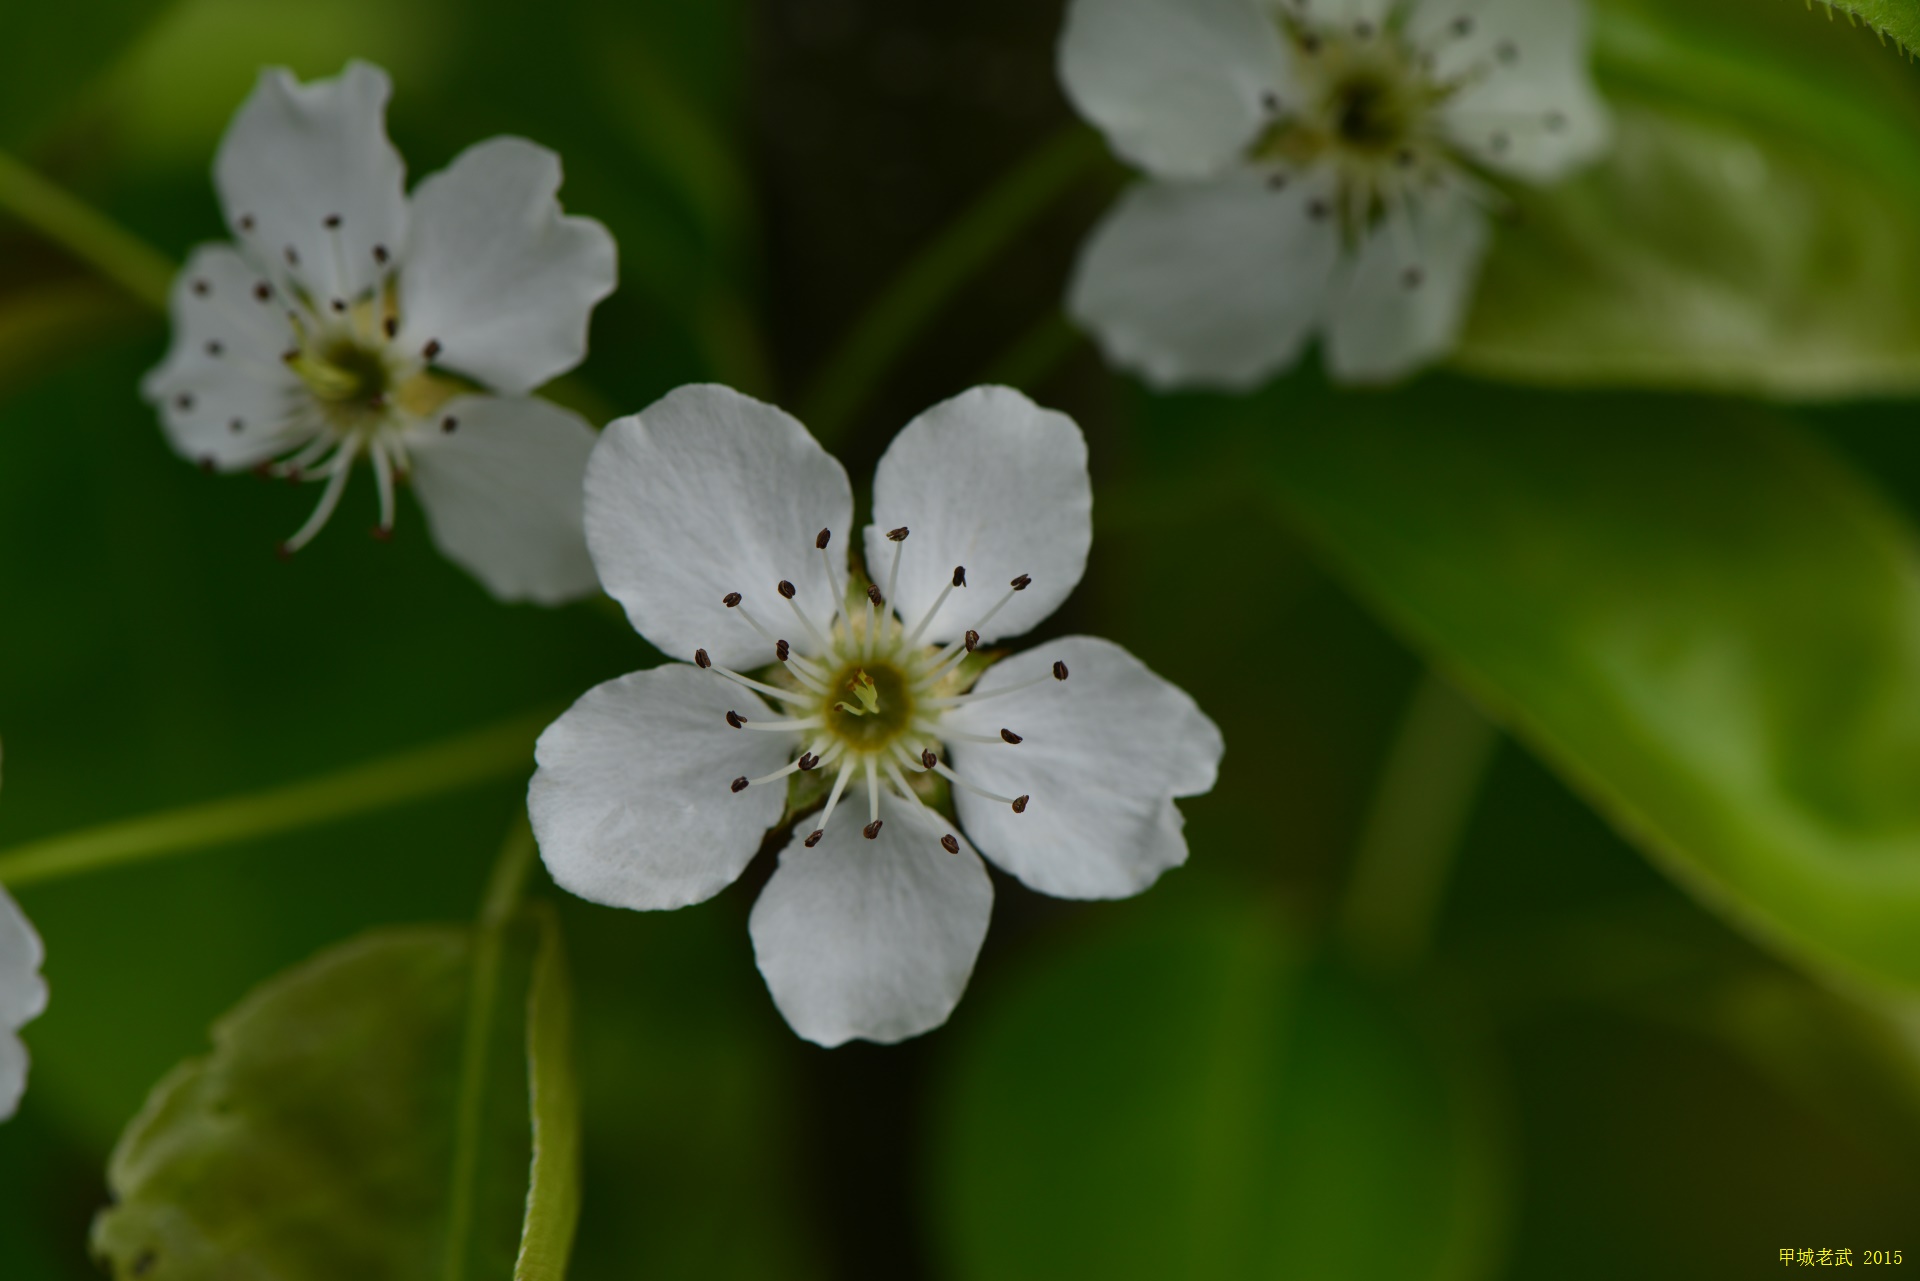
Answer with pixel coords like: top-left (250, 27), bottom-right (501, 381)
top-left (799, 125), bottom-right (1110, 444)
top-left (0, 149), bottom-right (174, 312)
top-left (1337, 670), bottom-right (1499, 973)
top-left (442, 814), bottom-right (538, 1281)
top-left (0, 711), bottom-right (551, 890)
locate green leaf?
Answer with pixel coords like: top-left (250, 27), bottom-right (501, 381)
top-left (1457, 0), bottom-right (1920, 397)
top-left (1807, 0), bottom-right (1920, 53)
top-left (1254, 386), bottom-right (1920, 994)
top-left (89, 919), bottom-right (575, 1280)
top-left (512, 906), bottom-right (580, 1281)
top-left (933, 902), bottom-right (1508, 1281)
top-left (0, 0), bottom-right (169, 146)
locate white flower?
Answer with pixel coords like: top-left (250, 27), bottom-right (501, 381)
top-left (529, 385), bottom-right (1223, 1046)
top-left (1060, 0), bottom-right (1609, 387)
top-left (0, 747), bottom-right (47, 1123)
top-left (143, 61), bottom-right (617, 604)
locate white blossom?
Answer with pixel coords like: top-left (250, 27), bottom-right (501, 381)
top-left (529, 385), bottom-right (1223, 1046)
top-left (1061, 0), bottom-right (1609, 386)
top-left (143, 61), bottom-right (617, 603)
top-left (0, 746), bottom-right (47, 1123)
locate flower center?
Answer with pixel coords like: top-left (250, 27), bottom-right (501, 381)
top-left (1330, 69), bottom-right (1414, 153)
top-left (701, 527), bottom-right (1068, 850)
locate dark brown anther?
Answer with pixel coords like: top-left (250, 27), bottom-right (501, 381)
top-left (798, 752), bottom-right (820, 771)
top-left (965, 630), bottom-right (980, 652)
top-left (373, 244), bottom-right (390, 265)
top-left (726, 710), bottom-right (746, 728)
top-left (921, 748), bottom-right (938, 769)
top-left (887, 526), bottom-right (909, 542)
top-left (191, 278), bottom-right (211, 297)
top-left (383, 316), bottom-right (398, 338)
top-left (441, 416), bottom-right (458, 434)
top-left (1308, 199), bottom-right (1331, 221)
top-left (694, 649), bottom-right (712, 669)
top-left (1267, 172), bottom-right (1289, 191)
top-left (1261, 91), bottom-right (1281, 114)
top-left (731, 776), bottom-right (749, 793)
top-left (323, 213), bottom-right (342, 229)
top-left (229, 418), bottom-right (245, 434)
top-left (254, 281), bottom-right (272, 302)
top-left (1496, 40), bottom-right (1518, 63)
top-left (863, 820), bottom-right (883, 840)
top-left (422, 338), bottom-right (442, 360)
top-left (370, 525), bottom-right (393, 543)
top-left (330, 298), bottom-right (347, 313)
top-left (238, 214), bottom-right (255, 232)
top-left (817, 528), bottom-right (832, 549)
top-left (1000, 728), bottom-right (1023, 744)
top-left (1403, 267), bottom-right (1425, 289)
top-left (1452, 15), bottom-right (1473, 36)
top-left (175, 392), bottom-right (194, 411)
top-left (805, 829), bottom-right (825, 847)
top-left (866, 583), bottom-right (884, 606)
top-left (1052, 661), bottom-right (1069, 681)
top-left (723, 592), bottom-right (742, 608)
top-left (952, 566), bottom-right (966, 587)
top-left (1010, 574), bottom-right (1032, 590)
top-left (775, 639), bottom-right (791, 662)
top-left (205, 340), bottom-right (223, 357)
top-left (1012, 795), bottom-right (1030, 814)
top-left (941, 834), bottom-right (960, 854)
top-left (778, 580), bottom-right (797, 599)
top-left (283, 245), bottom-right (299, 265)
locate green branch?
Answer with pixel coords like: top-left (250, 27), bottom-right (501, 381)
top-left (0, 711), bottom-right (550, 889)
top-left (799, 126), bottom-right (1109, 443)
top-left (0, 149), bottom-right (174, 312)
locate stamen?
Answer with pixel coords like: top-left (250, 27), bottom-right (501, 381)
top-left (369, 439), bottom-right (397, 538)
top-left (695, 649), bottom-right (712, 669)
top-left (731, 776), bottom-right (749, 793)
top-left (1000, 729), bottom-right (1023, 744)
top-left (278, 438), bottom-right (360, 555)
top-left (1013, 795), bottom-right (1030, 813)
top-left (778, 580), bottom-right (796, 599)
top-left (812, 759), bottom-right (858, 843)
top-left (927, 758), bottom-right (1025, 809)
top-left (884, 528), bottom-right (908, 631)
top-left (724, 711), bottom-right (823, 733)
top-left (862, 821), bottom-right (883, 840)
top-left (743, 750), bottom-right (819, 789)
top-left (707, 662), bottom-right (811, 706)
top-left (775, 639), bottom-right (789, 662)
top-left (817, 529), bottom-right (846, 624)
top-left (724, 592), bottom-right (743, 607)
top-left (904, 570), bottom-right (962, 647)
top-left (866, 757), bottom-right (882, 829)
top-left (1053, 661), bottom-right (1069, 681)
top-left (941, 835), bottom-right (960, 854)
top-left (926, 669), bottom-right (1065, 708)
top-left (966, 630), bottom-right (980, 651)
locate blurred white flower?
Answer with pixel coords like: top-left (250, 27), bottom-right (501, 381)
top-left (1061, 0), bottom-right (1609, 386)
top-left (529, 384), bottom-right (1223, 1046)
top-left (1, 746), bottom-right (47, 1123)
top-left (144, 61), bottom-right (617, 604)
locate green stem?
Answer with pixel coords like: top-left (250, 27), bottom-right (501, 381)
top-left (0, 149), bottom-right (174, 311)
top-left (442, 815), bottom-right (537, 1281)
top-left (799, 126), bottom-right (1109, 444)
top-left (980, 310), bottom-right (1085, 393)
top-left (1337, 670), bottom-right (1499, 973)
top-left (0, 711), bottom-right (550, 890)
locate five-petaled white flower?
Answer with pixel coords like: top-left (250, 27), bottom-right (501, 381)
top-left (144, 61), bottom-right (617, 603)
top-left (529, 385), bottom-right (1223, 1046)
top-left (1061, 0), bottom-right (1609, 387)
top-left (0, 746), bottom-right (48, 1123)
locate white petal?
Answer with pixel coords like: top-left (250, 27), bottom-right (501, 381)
top-left (396, 138), bottom-right (616, 395)
top-left (214, 61), bottom-right (408, 304)
top-left (0, 1034), bottom-right (27, 1123)
top-left (1419, 0), bottom-right (1610, 181)
top-left (530, 663), bottom-right (794, 912)
top-left (749, 790), bottom-right (991, 1047)
top-left (865, 387), bottom-right (1091, 648)
top-left (1058, 0), bottom-right (1293, 179)
top-left (1068, 169), bottom-right (1342, 391)
top-left (0, 887), bottom-right (46, 1032)
top-left (586, 385), bottom-right (853, 670)
top-left (405, 394), bottom-right (599, 605)
top-left (945, 636), bottom-right (1221, 900)
top-left (142, 244), bottom-right (315, 470)
top-left (1324, 183), bottom-right (1489, 383)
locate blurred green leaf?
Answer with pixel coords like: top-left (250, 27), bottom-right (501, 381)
top-left (934, 902), bottom-right (1508, 1281)
top-left (0, 0), bottom-right (168, 147)
top-left (1458, 0), bottom-right (1920, 397)
top-left (1258, 393), bottom-right (1920, 994)
top-left (513, 906), bottom-right (580, 1281)
top-left (90, 923), bottom-right (546, 1280)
